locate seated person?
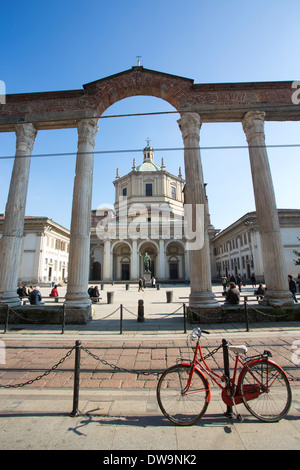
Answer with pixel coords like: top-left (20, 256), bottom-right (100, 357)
top-left (29, 286), bottom-right (44, 305)
top-left (50, 285), bottom-right (58, 297)
top-left (90, 285), bottom-right (100, 302)
top-left (224, 282), bottom-right (240, 304)
top-left (254, 283), bottom-right (265, 300)
top-left (17, 285), bottom-right (28, 298)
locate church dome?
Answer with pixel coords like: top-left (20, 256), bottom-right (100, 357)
top-left (136, 141), bottom-right (161, 172)
top-left (136, 161), bottom-right (161, 172)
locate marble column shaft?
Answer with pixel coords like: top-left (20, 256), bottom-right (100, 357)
top-left (0, 123), bottom-right (37, 305)
top-left (65, 118), bottom-right (99, 307)
top-left (178, 113), bottom-right (219, 308)
top-left (242, 111), bottom-right (293, 306)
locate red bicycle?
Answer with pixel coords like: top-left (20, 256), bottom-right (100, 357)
top-left (157, 328), bottom-right (292, 425)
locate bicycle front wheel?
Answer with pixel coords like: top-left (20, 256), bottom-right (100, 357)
top-left (240, 359), bottom-right (292, 422)
top-left (157, 364), bottom-right (209, 426)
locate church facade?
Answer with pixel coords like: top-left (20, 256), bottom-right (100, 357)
top-left (89, 143), bottom-right (300, 284)
top-left (89, 143), bottom-right (192, 282)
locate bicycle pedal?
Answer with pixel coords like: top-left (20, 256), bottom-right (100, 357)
top-left (237, 414), bottom-right (244, 422)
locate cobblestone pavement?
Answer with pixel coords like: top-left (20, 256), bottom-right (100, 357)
top-left (1, 332), bottom-right (300, 391)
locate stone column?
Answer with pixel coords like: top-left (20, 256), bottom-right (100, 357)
top-left (130, 240), bottom-right (138, 280)
top-left (242, 111), bottom-right (293, 306)
top-left (178, 113), bottom-right (219, 309)
top-left (65, 118), bottom-right (99, 309)
top-left (158, 239), bottom-right (166, 280)
top-left (103, 239), bottom-right (112, 281)
top-left (0, 123), bottom-right (37, 305)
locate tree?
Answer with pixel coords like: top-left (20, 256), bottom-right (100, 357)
top-left (293, 237), bottom-right (300, 265)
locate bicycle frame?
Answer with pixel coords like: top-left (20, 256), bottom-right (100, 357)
top-left (180, 336), bottom-right (282, 408)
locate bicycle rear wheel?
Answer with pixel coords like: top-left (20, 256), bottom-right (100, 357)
top-left (157, 364), bottom-right (209, 426)
top-left (240, 359), bottom-right (292, 422)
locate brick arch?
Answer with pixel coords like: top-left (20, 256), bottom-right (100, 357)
top-left (83, 67), bottom-right (194, 115)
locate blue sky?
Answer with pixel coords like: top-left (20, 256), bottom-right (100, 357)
top-left (0, 0), bottom-right (299, 231)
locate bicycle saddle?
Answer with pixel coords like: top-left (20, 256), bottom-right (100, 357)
top-left (228, 345), bottom-right (248, 355)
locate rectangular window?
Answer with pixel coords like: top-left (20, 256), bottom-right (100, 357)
top-left (171, 186), bottom-right (176, 199)
top-left (146, 183), bottom-right (152, 196)
top-left (122, 187), bottom-right (127, 197)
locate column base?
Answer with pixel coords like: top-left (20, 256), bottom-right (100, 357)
top-left (0, 292), bottom-right (21, 307)
top-left (189, 291), bottom-right (220, 309)
top-left (64, 297), bottom-right (92, 308)
top-left (259, 290), bottom-right (295, 307)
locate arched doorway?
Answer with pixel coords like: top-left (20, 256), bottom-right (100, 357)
top-left (92, 261), bottom-right (101, 280)
top-left (112, 242), bottom-right (131, 280)
top-left (166, 241), bottom-right (185, 281)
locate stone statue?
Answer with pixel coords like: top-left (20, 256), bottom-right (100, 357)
top-left (140, 251), bottom-right (151, 273)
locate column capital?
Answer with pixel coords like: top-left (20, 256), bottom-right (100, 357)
top-left (15, 122), bottom-right (37, 152)
top-left (77, 118), bottom-right (99, 146)
top-left (177, 113), bottom-right (201, 141)
top-left (242, 111), bottom-right (266, 144)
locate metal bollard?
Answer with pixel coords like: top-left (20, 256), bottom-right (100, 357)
top-left (137, 299), bottom-right (144, 322)
top-left (4, 305), bottom-right (10, 333)
top-left (61, 304), bottom-right (66, 334)
top-left (120, 304), bottom-right (123, 334)
top-left (244, 297), bottom-right (250, 332)
top-left (222, 339), bottom-right (233, 419)
top-left (70, 340), bottom-right (81, 417)
top-left (183, 303), bottom-right (187, 334)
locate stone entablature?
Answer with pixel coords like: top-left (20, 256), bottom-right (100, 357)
top-left (0, 68), bottom-right (298, 133)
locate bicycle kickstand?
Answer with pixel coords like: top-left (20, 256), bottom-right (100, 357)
top-left (225, 385), bottom-right (244, 423)
top-left (232, 402), bottom-right (244, 422)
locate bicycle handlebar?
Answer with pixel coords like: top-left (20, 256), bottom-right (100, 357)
top-left (192, 327), bottom-right (210, 337)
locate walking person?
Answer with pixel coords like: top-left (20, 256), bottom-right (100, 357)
top-left (236, 274), bottom-right (242, 292)
top-left (251, 274), bottom-right (256, 288)
top-left (288, 275), bottom-right (298, 303)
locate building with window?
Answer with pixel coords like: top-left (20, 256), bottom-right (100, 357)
top-left (0, 215), bottom-right (69, 285)
top-left (210, 209), bottom-right (300, 283)
top-left (90, 142), bottom-right (190, 282)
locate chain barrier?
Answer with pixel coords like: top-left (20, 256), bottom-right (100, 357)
top-left (0, 336), bottom-right (299, 419)
top-left (0, 345), bottom-right (75, 389)
top-left (247, 303), bottom-right (291, 319)
top-left (81, 346), bottom-right (161, 377)
top-left (4, 294), bottom-right (296, 336)
top-left (7, 305), bottom-right (62, 324)
top-left (3, 304), bottom-right (65, 334)
top-left (2, 302), bottom-right (187, 335)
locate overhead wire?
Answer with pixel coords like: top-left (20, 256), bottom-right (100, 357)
top-left (0, 144), bottom-right (299, 160)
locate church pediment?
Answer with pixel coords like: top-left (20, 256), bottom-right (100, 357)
top-left (82, 66), bottom-right (195, 113)
top-left (82, 66), bottom-right (194, 91)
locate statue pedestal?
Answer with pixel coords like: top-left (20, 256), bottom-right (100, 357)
top-left (143, 272), bottom-right (152, 287)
